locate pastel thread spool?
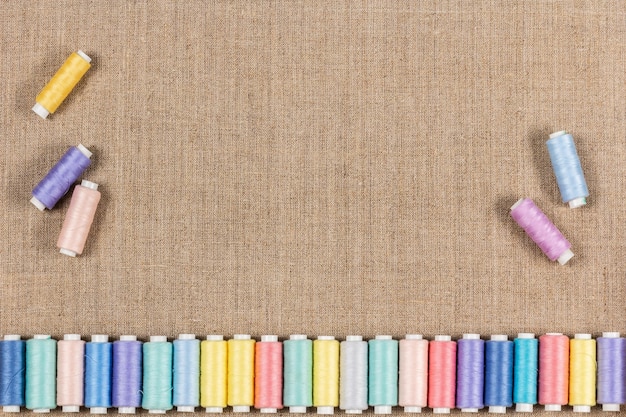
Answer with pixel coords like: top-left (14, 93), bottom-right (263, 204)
top-left (339, 335), bottom-right (368, 414)
top-left (25, 335), bottom-right (57, 412)
top-left (546, 130), bottom-right (589, 208)
top-left (57, 179), bottom-right (101, 257)
top-left (455, 334), bottom-right (484, 412)
top-left (32, 50), bottom-right (92, 119)
top-left (173, 334), bottom-right (200, 412)
top-left (427, 335), bottom-right (456, 414)
top-left (597, 332), bottom-right (626, 411)
top-left (313, 336), bottom-right (340, 415)
top-left (513, 333), bottom-right (538, 412)
top-left (112, 336), bottom-right (142, 414)
top-left (569, 334), bottom-right (596, 412)
top-left (0, 335), bottom-right (26, 413)
top-left (398, 334), bottom-right (428, 413)
top-left (510, 198), bottom-right (574, 265)
top-left (283, 335), bottom-right (313, 413)
top-left (254, 335), bottom-right (283, 413)
top-left (56, 334), bottom-right (85, 412)
top-left (484, 335), bottom-right (514, 414)
top-left (368, 335), bottom-right (398, 414)
top-left (84, 335), bottom-right (113, 414)
top-left (200, 335), bottom-right (227, 413)
top-left (538, 333), bottom-right (569, 411)
top-left (142, 336), bottom-right (173, 413)
top-left (227, 334), bottom-right (255, 413)
top-left (30, 144), bottom-right (92, 211)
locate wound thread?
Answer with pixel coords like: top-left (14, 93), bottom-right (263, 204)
top-left (484, 335), bottom-right (514, 413)
top-left (597, 333), bottom-right (626, 410)
top-left (33, 51), bottom-right (91, 119)
top-left (84, 335), bottom-right (113, 413)
top-left (25, 335), bottom-right (57, 412)
top-left (111, 336), bottom-right (142, 413)
top-left (56, 334), bottom-right (85, 412)
top-left (510, 198), bottom-right (573, 265)
top-left (227, 335), bottom-right (255, 412)
top-left (513, 333), bottom-right (538, 412)
top-left (283, 335), bottom-right (313, 413)
top-left (173, 335), bottom-right (200, 412)
top-left (368, 336), bottom-right (398, 414)
top-left (568, 334), bottom-right (596, 412)
top-left (398, 335), bottom-right (428, 413)
top-left (428, 336), bottom-right (456, 413)
top-left (313, 336), bottom-right (339, 414)
top-left (142, 336), bottom-right (173, 412)
top-left (254, 335), bottom-right (283, 412)
top-left (455, 334), bottom-right (484, 412)
top-left (538, 333), bottom-right (569, 411)
top-left (339, 336), bottom-right (368, 413)
top-left (57, 179), bottom-right (101, 257)
top-left (0, 335), bottom-right (26, 412)
top-left (199, 335), bottom-right (227, 412)
top-left (546, 131), bottom-right (589, 208)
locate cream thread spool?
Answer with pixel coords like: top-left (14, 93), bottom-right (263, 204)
top-left (57, 180), bottom-right (101, 257)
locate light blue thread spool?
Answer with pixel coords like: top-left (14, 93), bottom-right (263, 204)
top-left (283, 335), bottom-right (313, 413)
top-left (484, 335), bottom-right (514, 414)
top-left (142, 336), bottom-right (173, 413)
top-left (339, 335), bottom-right (368, 413)
top-left (513, 333), bottom-right (538, 412)
top-left (546, 130), bottom-right (589, 208)
top-left (368, 335), bottom-right (398, 414)
top-left (25, 335), bottom-right (57, 412)
top-left (84, 335), bottom-right (113, 414)
top-left (173, 334), bottom-right (200, 412)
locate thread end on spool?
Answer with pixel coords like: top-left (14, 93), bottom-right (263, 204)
top-left (573, 406), bottom-right (591, 413)
top-left (60, 248), bottom-right (78, 257)
top-left (77, 50), bottom-right (92, 63)
top-left (316, 406), bottom-right (334, 415)
top-left (515, 404), bottom-right (533, 413)
top-left (557, 249), bottom-right (574, 265)
top-left (205, 407), bottom-right (224, 413)
top-left (568, 197), bottom-right (587, 209)
top-left (488, 406), bottom-right (507, 414)
top-left (404, 407), bottom-right (422, 413)
top-left (30, 196), bottom-right (46, 211)
top-left (374, 406), bottom-right (392, 414)
top-left (63, 406), bottom-right (80, 413)
top-left (289, 406), bottom-right (307, 413)
top-left (3, 406), bottom-right (20, 413)
top-left (90, 407), bottom-right (108, 414)
top-left (603, 404), bottom-right (620, 412)
top-left (32, 103), bottom-right (50, 119)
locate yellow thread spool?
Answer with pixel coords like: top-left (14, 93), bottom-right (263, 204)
top-left (33, 51), bottom-right (91, 119)
top-left (569, 334), bottom-right (596, 412)
top-left (200, 335), bottom-right (228, 413)
top-left (313, 336), bottom-right (340, 414)
top-left (227, 335), bottom-right (255, 412)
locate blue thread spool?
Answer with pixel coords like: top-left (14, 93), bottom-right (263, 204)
top-left (368, 335), bottom-right (398, 414)
top-left (142, 336), bottom-right (173, 413)
top-left (455, 333), bottom-right (485, 412)
top-left (85, 335), bottom-right (113, 414)
top-left (339, 335), bottom-right (368, 413)
top-left (546, 130), bottom-right (589, 208)
top-left (112, 335), bottom-right (142, 414)
top-left (513, 333), bottom-right (538, 412)
top-left (25, 335), bottom-right (57, 413)
top-left (0, 335), bottom-right (26, 412)
top-left (283, 335), bottom-right (313, 413)
top-left (173, 334), bottom-right (200, 412)
top-left (597, 332), bottom-right (625, 411)
top-left (484, 335), bottom-right (514, 414)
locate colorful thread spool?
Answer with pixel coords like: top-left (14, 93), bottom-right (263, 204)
top-left (57, 179), bottom-right (102, 257)
top-left (597, 332), bottom-right (626, 411)
top-left (313, 336), bottom-right (339, 415)
top-left (84, 335), bottom-right (113, 414)
top-left (428, 335), bottom-right (456, 414)
top-left (254, 335), bottom-right (283, 413)
top-left (0, 335), bottom-right (26, 413)
top-left (538, 333), bottom-right (569, 411)
top-left (510, 198), bottom-right (574, 265)
top-left (200, 335), bottom-right (227, 413)
top-left (173, 334), bottom-right (200, 412)
top-left (25, 335), bottom-right (57, 413)
top-left (142, 336), bottom-right (173, 413)
top-left (56, 334), bottom-right (85, 412)
top-left (112, 335), bottom-right (142, 414)
top-left (283, 335), bottom-right (313, 413)
top-left (484, 335), bottom-right (514, 414)
top-left (368, 335), bottom-right (398, 414)
top-left (398, 334), bottom-right (428, 413)
top-left (569, 334), bottom-right (596, 413)
top-left (31, 144), bottom-right (92, 211)
top-left (546, 130), bottom-right (589, 208)
top-left (455, 334), bottom-right (484, 413)
top-left (513, 333), bottom-right (538, 413)
top-left (339, 335), bottom-right (368, 414)
top-left (32, 50), bottom-right (92, 119)
top-left (227, 334), bottom-right (255, 413)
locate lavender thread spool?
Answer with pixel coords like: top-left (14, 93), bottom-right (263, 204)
top-left (455, 334), bottom-right (484, 413)
top-left (31, 144), bottom-right (92, 211)
top-left (597, 332), bottom-right (626, 411)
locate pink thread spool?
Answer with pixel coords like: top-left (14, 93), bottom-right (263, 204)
top-left (57, 180), bottom-right (101, 257)
top-left (510, 198), bottom-right (574, 265)
top-left (254, 335), bottom-right (283, 413)
top-left (399, 334), bottom-right (429, 413)
top-left (57, 334), bottom-right (85, 412)
top-left (428, 336), bottom-right (456, 414)
top-left (538, 333), bottom-right (570, 411)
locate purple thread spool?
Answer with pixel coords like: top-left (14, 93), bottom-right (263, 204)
top-left (510, 198), bottom-right (573, 265)
top-left (111, 336), bottom-right (142, 414)
top-left (456, 334), bottom-right (485, 412)
top-left (30, 144), bottom-right (92, 211)
top-left (597, 332), bottom-right (626, 411)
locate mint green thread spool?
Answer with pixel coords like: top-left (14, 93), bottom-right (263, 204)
top-left (283, 335), bottom-right (313, 413)
top-left (142, 336), bottom-right (173, 413)
top-left (368, 335), bottom-right (399, 414)
top-left (25, 335), bottom-right (57, 412)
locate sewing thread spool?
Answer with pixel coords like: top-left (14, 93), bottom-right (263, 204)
top-left (283, 335), bottom-right (313, 413)
top-left (30, 144), bottom-right (92, 211)
top-left (84, 335), bottom-right (112, 414)
top-left (398, 334), bottom-right (428, 413)
top-left (339, 336), bottom-right (368, 414)
top-left (173, 334), bottom-right (200, 412)
top-left (428, 335), bottom-right (456, 414)
top-left (25, 335), bottom-right (57, 412)
top-left (538, 333), bottom-right (569, 411)
top-left (313, 336), bottom-right (339, 415)
top-left (455, 334), bottom-right (484, 413)
top-left (142, 336), bottom-right (173, 413)
top-left (510, 198), bottom-right (574, 265)
top-left (546, 130), bottom-right (589, 208)
top-left (112, 336), bottom-right (142, 414)
top-left (56, 334), bottom-right (85, 412)
top-left (57, 179), bottom-right (101, 257)
top-left (32, 50), bottom-right (92, 119)
top-left (227, 334), bottom-right (255, 413)
top-left (569, 334), bottom-right (596, 412)
top-left (513, 333), bottom-right (538, 412)
top-left (0, 335), bottom-right (26, 413)
top-left (200, 335), bottom-right (227, 413)
top-left (484, 335), bottom-right (514, 414)
top-left (597, 332), bottom-right (626, 411)
top-left (254, 335), bottom-right (283, 413)
top-left (368, 335), bottom-right (398, 414)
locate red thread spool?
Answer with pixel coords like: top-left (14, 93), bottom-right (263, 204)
top-left (538, 333), bottom-right (570, 411)
top-left (57, 180), bottom-right (101, 257)
top-left (428, 335), bottom-right (457, 413)
top-left (254, 335), bottom-right (283, 412)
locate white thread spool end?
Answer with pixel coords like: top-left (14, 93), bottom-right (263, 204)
top-left (488, 406), bottom-right (507, 414)
top-left (573, 405), bottom-right (591, 413)
top-left (205, 407), bottom-right (223, 413)
top-left (30, 196), bottom-right (46, 211)
top-left (546, 333), bottom-right (563, 336)
top-left (461, 408), bottom-right (478, 413)
top-left (433, 407), bottom-right (450, 414)
top-left (289, 334), bottom-right (307, 340)
top-left (374, 405), bottom-right (392, 414)
top-left (177, 406), bottom-right (195, 412)
top-left (511, 198), bottom-right (525, 211)
top-left (261, 335), bottom-right (278, 342)
top-left (32, 102), bottom-right (50, 119)
top-left (491, 335), bottom-right (508, 341)
top-left (206, 335), bottom-right (223, 341)
top-left (544, 404), bottom-right (561, 411)
top-left (434, 335), bottom-right (451, 341)
top-left (289, 406), bottom-right (307, 413)
top-left (517, 333), bottom-right (535, 339)
top-left (345, 409), bottom-right (362, 414)
top-left (3, 406), bottom-right (20, 413)
top-left (148, 410), bottom-right (166, 414)
top-left (77, 143), bottom-right (93, 158)
top-left (317, 336), bottom-right (335, 341)
top-left (60, 247), bottom-right (78, 257)
top-left (64, 333), bottom-right (81, 341)
top-left (150, 335), bottom-right (167, 342)
top-left (32, 408), bottom-right (51, 413)
top-left (404, 406), bottom-right (422, 413)
top-left (118, 407), bottom-right (136, 414)
top-left (77, 50), bottom-right (92, 63)
top-left (602, 332), bottom-right (620, 338)
top-left (316, 406), bottom-right (334, 414)
top-left (120, 335), bottom-right (137, 341)
top-left (91, 335), bottom-right (109, 343)
top-left (260, 408), bottom-right (277, 413)
top-left (346, 335), bottom-right (362, 341)
top-left (405, 334), bottom-right (423, 340)
top-left (90, 407), bottom-right (108, 414)
top-left (4, 335), bottom-right (21, 341)
top-left (375, 335), bottom-right (392, 340)
top-left (602, 404), bottom-right (620, 412)
top-left (575, 333), bottom-right (591, 340)
top-left (568, 197), bottom-right (587, 209)
top-left (516, 403), bottom-right (533, 413)
top-left (463, 334), bottom-right (480, 340)
top-left (549, 130), bottom-right (567, 139)
top-left (178, 334), bottom-right (195, 340)
top-left (34, 334), bottom-right (50, 340)
top-left (557, 249), bottom-right (574, 265)
top-left (81, 179), bottom-right (99, 190)
top-left (233, 406), bottom-right (250, 413)
top-left (63, 405), bottom-right (80, 412)
top-left (233, 334), bottom-right (250, 340)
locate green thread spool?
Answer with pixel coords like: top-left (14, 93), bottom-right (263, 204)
top-left (368, 335), bottom-right (399, 414)
top-left (25, 335), bottom-right (57, 412)
top-left (142, 336), bottom-right (173, 413)
top-left (283, 335), bottom-right (313, 413)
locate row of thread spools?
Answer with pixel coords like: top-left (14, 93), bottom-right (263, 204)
top-left (0, 332), bottom-right (623, 415)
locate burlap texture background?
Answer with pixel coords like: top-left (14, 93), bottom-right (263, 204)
top-left (1, 1), bottom-right (625, 414)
